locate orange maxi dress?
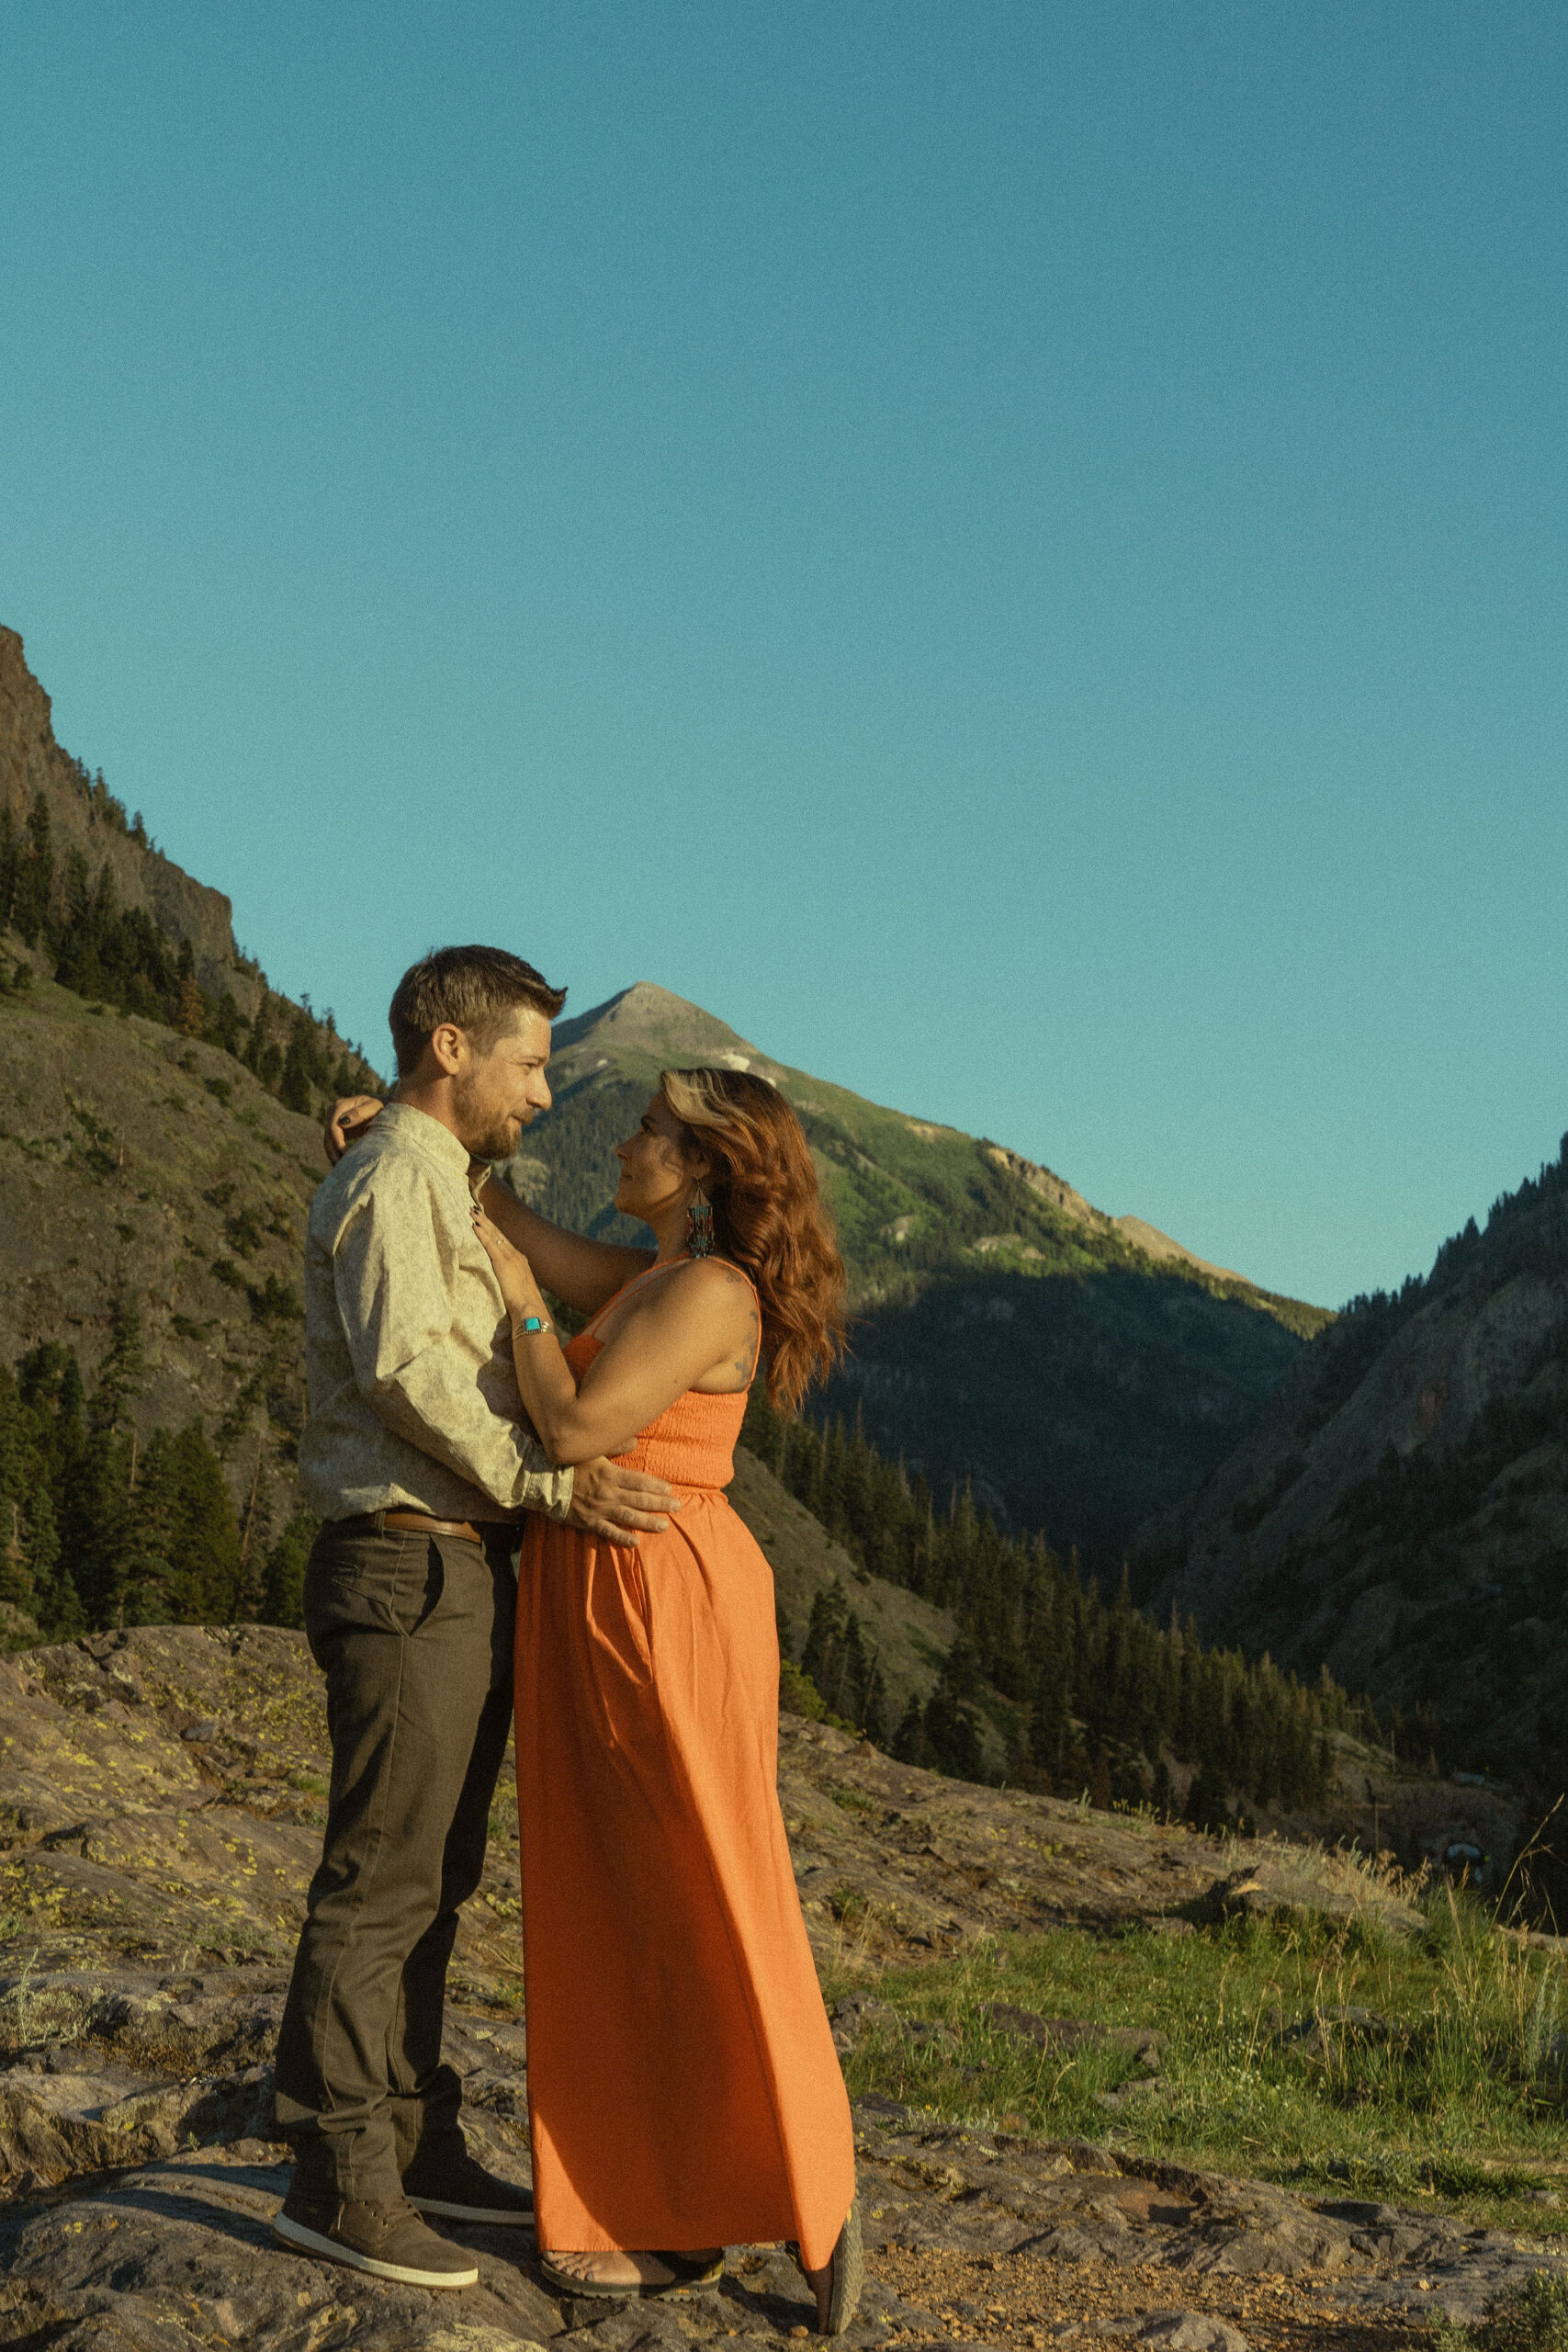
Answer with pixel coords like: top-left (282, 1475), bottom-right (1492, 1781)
top-left (513, 1263), bottom-right (855, 2269)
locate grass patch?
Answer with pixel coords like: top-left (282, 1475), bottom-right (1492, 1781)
top-left (1435, 2270), bottom-right (1568, 2348)
top-left (826, 1887), bottom-right (1568, 2232)
top-left (832, 1786), bottom-right (882, 1815)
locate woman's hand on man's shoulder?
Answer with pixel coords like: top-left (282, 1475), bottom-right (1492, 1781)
top-left (324, 1094), bottom-right (388, 1166)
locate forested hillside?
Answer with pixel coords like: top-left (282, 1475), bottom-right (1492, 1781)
top-left (0, 1255), bottom-right (1372, 1846)
top-left (743, 1387), bottom-right (1361, 1829)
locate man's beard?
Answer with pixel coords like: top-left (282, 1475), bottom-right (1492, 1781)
top-left (454, 1075), bottom-right (527, 1162)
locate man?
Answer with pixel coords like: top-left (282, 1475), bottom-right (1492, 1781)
top-left (272, 945), bottom-right (678, 2290)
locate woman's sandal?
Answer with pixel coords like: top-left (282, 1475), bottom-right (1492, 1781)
top-left (793, 2197), bottom-right (863, 2335)
top-left (539, 2249), bottom-right (725, 2301)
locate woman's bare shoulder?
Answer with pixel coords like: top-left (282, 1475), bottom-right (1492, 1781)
top-left (647, 1256), bottom-right (757, 1315)
top-left (596, 1254), bottom-right (755, 1345)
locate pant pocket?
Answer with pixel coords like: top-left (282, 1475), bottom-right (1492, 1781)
top-left (391, 1534), bottom-right (446, 1636)
top-left (305, 1530), bottom-right (438, 1653)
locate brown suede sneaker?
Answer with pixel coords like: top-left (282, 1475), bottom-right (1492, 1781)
top-left (272, 2188), bottom-right (479, 2287)
top-left (403, 2137), bottom-right (535, 2228)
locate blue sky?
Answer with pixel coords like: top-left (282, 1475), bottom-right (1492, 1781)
top-left (5, 3), bottom-right (1565, 1308)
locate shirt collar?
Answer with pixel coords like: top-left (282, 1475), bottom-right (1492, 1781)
top-left (374, 1101), bottom-right (477, 1183)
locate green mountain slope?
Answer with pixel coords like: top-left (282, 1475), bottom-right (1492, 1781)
top-left (500, 982), bottom-right (1328, 1561)
top-left (1131, 1136), bottom-right (1568, 1813)
top-left (0, 628), bottom-right (383, 1596)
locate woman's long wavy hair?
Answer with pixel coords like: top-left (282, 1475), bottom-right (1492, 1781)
top-left (660, 1067), bottom-right (847, 1413)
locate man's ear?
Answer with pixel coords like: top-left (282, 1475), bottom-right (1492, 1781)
top-left (429, 1022), bottom-right (465, 1077)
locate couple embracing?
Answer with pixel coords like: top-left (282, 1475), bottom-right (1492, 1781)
top-left (271, 944), bottom-right (861, 2333)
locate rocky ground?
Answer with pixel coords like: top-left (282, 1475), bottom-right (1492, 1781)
top-left (2, 1626), bottom-right (1564, 2349)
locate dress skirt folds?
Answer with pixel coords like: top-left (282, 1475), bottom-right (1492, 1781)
top-left (513, 1299), bottom-right (854, 2270)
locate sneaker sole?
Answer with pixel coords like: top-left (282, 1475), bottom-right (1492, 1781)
top-left (271, 2211), bottom-right (479, 2288)
top-left (407, 2193), bottom-right (534, 2227)
top-left (828, 2198), bottom-right (863, 2335)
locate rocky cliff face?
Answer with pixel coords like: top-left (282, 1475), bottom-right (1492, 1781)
top-left (1133, 1142), bottom-right (1568, 1785)
top-left (0, 628), bottom-right (247, 1001)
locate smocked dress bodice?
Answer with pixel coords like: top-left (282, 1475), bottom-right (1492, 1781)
top-left (564, 1323), bottom-right (749, 1492)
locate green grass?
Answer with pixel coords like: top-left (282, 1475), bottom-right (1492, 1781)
top-left (826, 1889), bottom-right (1568, 2233)
top-left (1434, 2271), bottom-right (1568, 2349)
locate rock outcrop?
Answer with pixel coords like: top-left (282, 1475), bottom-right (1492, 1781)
top-left (2, 2016), bottom-right (1562, 2346)
top-left (0, 1626), bottom-right (1427, 1989)
top-left (1, 626), bottom-right (245, 998)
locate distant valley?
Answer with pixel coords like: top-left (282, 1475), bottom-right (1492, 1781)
top-left (9, 619), bottom-right (1565, 1853)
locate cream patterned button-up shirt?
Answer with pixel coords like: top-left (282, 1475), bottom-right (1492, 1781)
top-left (299, 1102), bottom-right (574, 1526)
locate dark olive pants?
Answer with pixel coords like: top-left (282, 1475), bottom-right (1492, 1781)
top-left (274, 1520), bottom-right (516, 2201)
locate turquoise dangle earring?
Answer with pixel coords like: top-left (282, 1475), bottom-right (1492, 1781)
top-left (686, 1186), bottom-right (715, 1258)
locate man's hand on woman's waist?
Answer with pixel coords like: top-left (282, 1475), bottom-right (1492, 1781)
top-left (568, 1459), bottom-right (682, 1545)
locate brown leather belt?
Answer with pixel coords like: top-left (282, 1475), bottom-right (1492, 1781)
top-left (335, 1509), bottom-right (513, 1545)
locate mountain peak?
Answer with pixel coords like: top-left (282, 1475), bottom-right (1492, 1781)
top-left (552, 981), bottom-right (775, 1076)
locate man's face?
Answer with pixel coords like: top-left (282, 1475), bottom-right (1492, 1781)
top-left (450, 1009), bottom-right (553, 1159)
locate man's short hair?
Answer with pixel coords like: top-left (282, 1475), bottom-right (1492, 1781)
top-left (389, 946), bottom-right (567, 1078)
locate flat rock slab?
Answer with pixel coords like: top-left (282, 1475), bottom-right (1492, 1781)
top-left (1, 2089), bottom-right (1562, 2348)
top-left (0, 2144), bottom-right (562, 2351)
top-left (1115, 2318), bottom-right (1253, 2351)
top-left (0, 2146), bottom-right (925, 2352)
top-left (849, 2103), bottom-right (1567, 2330)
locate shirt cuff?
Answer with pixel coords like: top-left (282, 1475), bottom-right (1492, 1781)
top-left (516, 1461), bottom-right (574, 1521)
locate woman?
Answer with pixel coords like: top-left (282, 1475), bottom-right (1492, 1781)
top-left (468, 1067), bottom-right (860, 2332)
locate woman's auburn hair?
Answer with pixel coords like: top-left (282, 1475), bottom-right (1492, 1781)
top-left (660, 1066), bottom-right (847, 1413)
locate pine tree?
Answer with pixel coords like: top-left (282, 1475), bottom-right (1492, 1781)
top-left (833, 1609), bottom-right (869, 1722)
top-left (861, 1659), bottom-right (888, 1747)
top-left (261, 1510), bottom-right (317, 1629)
top-left (93, 1293), bottom-right (146, 1434)
top-left (14, 792), bottom-right (53, 945)
top-left (278, 1025), bottom-right (316, 1114)
top-left (120, 1424), bottom-right (243, 1624)
top-left (891, 1694), bottom-right (928, 1768)
top-left (801, 1581), bottom-right (846, 1699)
top-left (0, 1495), bottom-right (33, 1609)
top-left (0, 803), bottom-right (19, 929)
top-left (28, 1490), bottom-right (84, 1638)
